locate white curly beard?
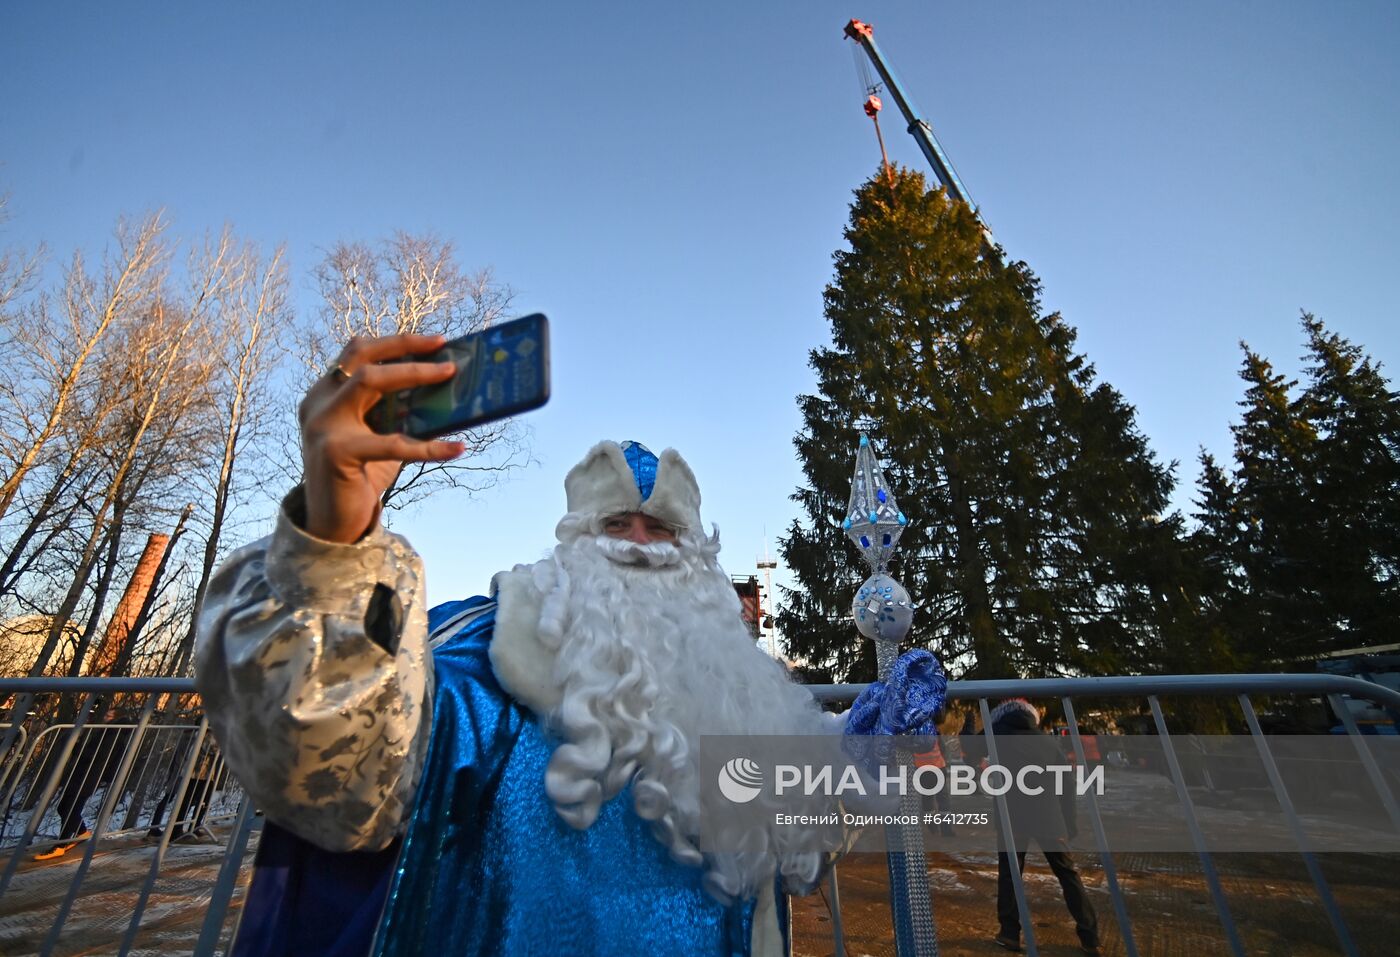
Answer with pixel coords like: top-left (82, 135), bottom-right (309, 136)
top-left (534, 514), bottom-right (833, 902)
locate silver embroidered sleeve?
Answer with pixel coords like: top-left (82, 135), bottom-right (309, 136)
top-left (194, 489), bottom-right (433, 853)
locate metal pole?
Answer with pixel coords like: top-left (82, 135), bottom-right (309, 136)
top-left (1062, 697), bottom-right (1137, 957)
top-left (809, 672), bottom-right (1400, 710)
top-left (980, 697), bottom-right (1037, 956)
top-left (828, 861), bottom-right (848, 957)
top-left (845, 434), bottom-right (937, 956)
top-left (42, 700), bottom-right (157, 956)
top-left (193, 791), bottom-right (258, 957)
top-left (1328, 693), bottom-right (1400, 832)
top-left (0, 693), bottom-right (98, 896)
top-left (1147, 696), bottom-right (1244, 956)
top-left (118, 718), bottom-right (210, 956)
top-left (0, 728), bottom-right (41, 844)
top-left (1237, 695), bottom-right (1357, 956)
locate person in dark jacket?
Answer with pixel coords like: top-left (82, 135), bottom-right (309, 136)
top-left (969, 698), bottom-right (1100, 955)
top-left (31, 702), bottom-right (134, 860)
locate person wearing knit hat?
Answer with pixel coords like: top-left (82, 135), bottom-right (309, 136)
top-left (969, 698), bottom-right (1100, 955)
top-left (195, 337), bottom-right (948, 957)
top-left (988, 697), bottom-right (1042, 729)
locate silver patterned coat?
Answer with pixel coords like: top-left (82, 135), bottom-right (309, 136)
top-left (194, 488), bottom-right (432, 852)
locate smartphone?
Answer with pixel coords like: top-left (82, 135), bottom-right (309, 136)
top-left (367, 313), bottom-right (550, 439)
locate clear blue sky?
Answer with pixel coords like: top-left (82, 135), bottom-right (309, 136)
top-left (3, 2), bottom-right (1398, 610)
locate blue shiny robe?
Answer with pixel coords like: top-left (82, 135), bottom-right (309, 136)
top-left (235, 597), bottom-right (774, 957)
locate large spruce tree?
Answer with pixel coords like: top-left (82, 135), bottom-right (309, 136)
top-left (780, 167), bottom-right (1181, 682)
top-left (1194, 316), bottom-right (1400, 664)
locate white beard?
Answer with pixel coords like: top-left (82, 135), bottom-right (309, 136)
top-left (534, 516), bottom-right (831, 902)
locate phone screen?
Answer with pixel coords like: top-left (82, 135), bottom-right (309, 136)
top-left (368, 313), bottom-right (550, 439)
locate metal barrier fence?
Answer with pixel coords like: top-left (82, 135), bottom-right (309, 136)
top-left (1, 673), bottom-right (1397, 956)
top-left (810, 674), bottom-right (1400, 957)
top-left (0, 678), bottom-right (256, 957)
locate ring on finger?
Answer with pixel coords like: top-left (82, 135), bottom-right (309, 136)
top-left (325, 361), bottom-right (352, 385)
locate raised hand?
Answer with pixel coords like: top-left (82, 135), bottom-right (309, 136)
top-left (298, 334), bottom-right (463, 543)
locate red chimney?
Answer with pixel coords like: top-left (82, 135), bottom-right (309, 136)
top-left (91, 532), bottom-right (170, 675)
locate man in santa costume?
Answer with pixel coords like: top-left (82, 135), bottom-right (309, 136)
top-left (196, 333), bottom-right (944, 956)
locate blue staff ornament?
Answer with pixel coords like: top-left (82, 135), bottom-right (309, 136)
top-left (844, 434), bottom-right (940, 957)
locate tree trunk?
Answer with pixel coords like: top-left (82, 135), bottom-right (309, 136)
top-left (172, 248), bottom-right (283, 676)
top-left (0, 442), bottom-right (98, 599)
top-left (25, 512), bottom-right (111, 678)
top-left (64, 516), bottom-right (126, 678)
top-left (943, 444), bottom-right (1005, 677)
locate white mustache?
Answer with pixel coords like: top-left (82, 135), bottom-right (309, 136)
top-left (592, 534), bottom-right (683, 568)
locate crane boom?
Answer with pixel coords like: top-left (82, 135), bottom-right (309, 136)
top-left (844, 19), bottom-right (996, 251)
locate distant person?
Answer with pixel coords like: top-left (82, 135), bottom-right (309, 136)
top-left (914, 703), bottom-right (965, 836)
top-left (147, 733), bottom-right (225, 843)
top-left (967, 698), bottom-right (1100, 955)
top-left (32, 702), bottom-right (131, 860)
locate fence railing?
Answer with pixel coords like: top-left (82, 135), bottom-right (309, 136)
top-left (1, 673), bottom-right (1397, 957)
top-left (0, 678), bottom-right (256, 957)
top-left (815, 672), bottom-right (1400, 957)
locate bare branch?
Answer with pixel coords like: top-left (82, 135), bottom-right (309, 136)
top-left (0, 213), bottom-right (169, 522)
top-left (303, 233), bottom-right (529, 511)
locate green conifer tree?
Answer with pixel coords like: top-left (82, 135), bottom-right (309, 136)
top-left (1227, 347), bottom-right (1321, 661)
top-left (1204, 316), bottom-right (1400, 663)
top-left (1299, 315), bottom-right (1400, 649)
top-left (780, 167), bottom-right (1179, 681)
top-left (1183, 451), bottom-right (1250, 671)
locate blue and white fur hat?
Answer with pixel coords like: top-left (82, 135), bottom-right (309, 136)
top-left (561, 440), bottom-right (703, 535)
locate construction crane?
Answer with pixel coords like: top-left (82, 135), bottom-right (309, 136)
top-left (844, 18), bottom-right (997, 253)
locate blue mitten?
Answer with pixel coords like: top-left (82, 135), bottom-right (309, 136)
top-left (843, 649), bottom-right (948, 737)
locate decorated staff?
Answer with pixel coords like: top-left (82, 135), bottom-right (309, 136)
top-left (844, 434), bottom-right (942, 957)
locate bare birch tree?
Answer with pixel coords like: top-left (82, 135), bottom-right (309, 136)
top-left (167, 238), bottom-right (291, 675)
top-left (23, 228), bottom-right (234, 677)
top-left (1, 217), bottom-right (519, 685)
top-left (0, 193), bottom-right (43, 323)
top-left (305, 232), bottom-right (529, 511)
top-left (0, 213), bottom-right (168, 523)
top-left (0, 433), bottom-right (105, 600)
